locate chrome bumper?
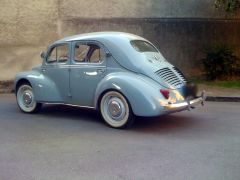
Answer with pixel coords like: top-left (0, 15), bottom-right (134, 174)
top-left (163, 91), bottom-right (205, 111)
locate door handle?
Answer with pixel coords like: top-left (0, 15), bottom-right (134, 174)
top-left (41, 68), bottom-right (46, 72)
top-left (97, 69), bottom-right (105, 74)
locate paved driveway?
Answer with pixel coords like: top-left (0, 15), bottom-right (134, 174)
top-left (0, 94), bottom-right (240, 180)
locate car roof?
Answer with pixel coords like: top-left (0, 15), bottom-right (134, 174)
top-left (55, 31), bottom-right (145, 44)
top-left (53, 32), bottom-right (153, 74)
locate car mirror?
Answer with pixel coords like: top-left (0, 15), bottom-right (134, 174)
top-left (40, 51), bottom-right (46, 59)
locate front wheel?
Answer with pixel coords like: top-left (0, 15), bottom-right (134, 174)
top-left (100, 91), bottom-right (135, 129)
top-left (16, 83), bottom-right (42, 113)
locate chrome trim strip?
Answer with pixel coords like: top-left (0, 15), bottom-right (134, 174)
top-left (42, 102), bottom-right (95, 109)
top-left (71, 60), bottom-right (105, 66)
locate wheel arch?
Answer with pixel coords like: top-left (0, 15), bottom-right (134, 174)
top-left (96, 88), bottom-right (131, 111)
top-left (15, 78), bottom-right (31, 94)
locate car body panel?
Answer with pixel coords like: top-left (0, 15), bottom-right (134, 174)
top-left (41, 64), bottom-right (70, 102)
top-left (69, 64), bottom-right (107, 106)
top-left (15, 69), bottom-right (63, 102)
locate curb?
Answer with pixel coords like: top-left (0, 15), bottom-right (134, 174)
top-left (206, 96), bottom-right (240, 102)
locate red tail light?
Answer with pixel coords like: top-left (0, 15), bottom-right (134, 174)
top-left (160, 89), bottom-right (170, 99)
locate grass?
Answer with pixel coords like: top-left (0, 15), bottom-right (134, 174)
top-left (192, 80), bottom-right (240, 89)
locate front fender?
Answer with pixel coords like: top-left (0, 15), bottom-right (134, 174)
top-left (15, 70), bottom-right (62, 102)
top-left (94, 72), bottom-right (165, 116)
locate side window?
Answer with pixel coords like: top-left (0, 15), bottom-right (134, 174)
top-left (47, 44), bottom-right (69, 64)
top-left (89, 47), bottom-right (104, 63)
top-left (75, 44), bottom-right (90, 62)
top-left (74, 42), bottom-right (104, 63)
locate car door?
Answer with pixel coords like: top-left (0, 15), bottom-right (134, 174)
top-left (69, 41), bottom-right (107, 107)
top-left (42, 43), bottom-right (71, 103)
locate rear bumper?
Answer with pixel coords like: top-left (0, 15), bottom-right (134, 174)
top-left (163, 91), bottom-right (205, 112)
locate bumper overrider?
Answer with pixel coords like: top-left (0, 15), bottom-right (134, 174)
top-left (163, 91), bottom-right (206, 112)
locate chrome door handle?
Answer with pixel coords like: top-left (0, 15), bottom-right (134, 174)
top-left (97, 69), bottom-right (105, 73)
top-left (41, 68), bottom-right (46, 72)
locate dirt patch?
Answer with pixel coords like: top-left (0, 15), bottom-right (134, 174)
top-left (0, 81), bottom-right (14, 93)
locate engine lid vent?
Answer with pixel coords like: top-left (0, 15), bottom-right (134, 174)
top-left (155, 67), bottom-right (187, 88)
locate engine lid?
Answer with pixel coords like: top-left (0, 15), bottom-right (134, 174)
top-left (138, 52), bottom-right (188, 90)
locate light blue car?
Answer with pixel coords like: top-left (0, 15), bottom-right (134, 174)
top-left (15, 32), bottom-right (205, 128)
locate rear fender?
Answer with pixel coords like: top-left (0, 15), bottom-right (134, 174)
top-left (94, 72), bottom-right (165, 116)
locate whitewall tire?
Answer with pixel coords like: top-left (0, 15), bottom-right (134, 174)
top-left (16, 83), bottom-right (42, 113)
top-left (100, 91), bottom-right (135, 129)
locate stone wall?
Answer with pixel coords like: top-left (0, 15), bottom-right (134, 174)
top-left (0, 0), bottom-right (239, 80)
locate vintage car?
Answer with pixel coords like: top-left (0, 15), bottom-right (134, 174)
top-left (15, 32), bottom-right (205, 128)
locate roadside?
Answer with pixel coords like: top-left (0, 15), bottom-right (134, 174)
top-left (1, 81), bottom-right (240, 102)
top-left (198, 84), bottom-right (240, 102)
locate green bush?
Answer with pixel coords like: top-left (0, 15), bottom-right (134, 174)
top-left (202, 44), bottom-right (240, 80)
top-left (215, 0), bottom-right (240, 13)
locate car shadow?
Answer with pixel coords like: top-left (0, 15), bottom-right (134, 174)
top-left (40, 104), bottom-right (101, 123)
top-left (132, 114), bottom-right (199, 133)
top-left (37, 104), bottom-right (200, 133)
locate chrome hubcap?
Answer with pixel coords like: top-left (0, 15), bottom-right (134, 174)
top-left (108, 99), bottom-right (122, 117)
top-left (23, 92), bottom-right (32, 105)
top-left (105, 97), bottom-right (126, 121)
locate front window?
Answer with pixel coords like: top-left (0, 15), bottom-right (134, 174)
top-left (47, 44), bottom-right (69, 64)
top-left (130, 40), bottom-right (158, 53)
top-left (74, 43), bottom-right (104, 63)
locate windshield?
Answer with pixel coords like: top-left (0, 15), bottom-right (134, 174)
top-left (130, 40), bottom-right (158, 53)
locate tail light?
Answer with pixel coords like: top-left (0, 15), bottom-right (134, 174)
top-left (160, 89), bottom-right (169, 99)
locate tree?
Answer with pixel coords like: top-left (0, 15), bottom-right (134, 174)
top-left (215, 0), bottom-right (240, 13)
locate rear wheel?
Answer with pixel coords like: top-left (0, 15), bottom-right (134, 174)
top-left (16, 83), bottom-right (42, 113)
top-left (100, 91), bottom-right (135, 129)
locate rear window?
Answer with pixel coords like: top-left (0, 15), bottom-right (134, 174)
top-left (130, 40), bottom-right (158, 52)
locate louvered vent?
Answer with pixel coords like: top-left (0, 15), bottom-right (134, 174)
top-left (172, 67), bottom-right (188, 83)
top-left (155, 67), bottom-right (187, 88)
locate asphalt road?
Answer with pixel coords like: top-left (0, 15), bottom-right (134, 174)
top-left (0, 94), bottom-right (240, 180)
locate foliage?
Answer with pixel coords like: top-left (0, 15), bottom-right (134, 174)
top-left (202, 44), bottom-right (240, 80)
top-left (192, 79), bottom-right (240, 89)
top-left (208, 81), bottom-right (240, 88)
top-left (215, 0), bottom-right (240, 13)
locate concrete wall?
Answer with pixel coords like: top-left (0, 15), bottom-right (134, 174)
top-left (0, 0), bottom-right (58, 80)
top-left (0, 0), bottom-right (239, 80)
top-left (60, 18), bottom-right (240, 76)
top-left (59, 0), bottom-right (239, 19)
